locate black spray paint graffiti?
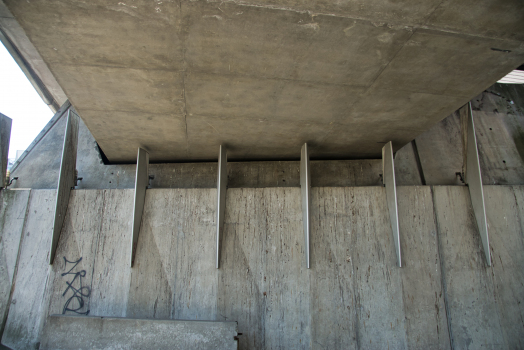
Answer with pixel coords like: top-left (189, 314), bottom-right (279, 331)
top-left (61, 257), bottom-right (90, 315)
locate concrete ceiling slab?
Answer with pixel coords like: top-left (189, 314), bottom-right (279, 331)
top-left (371, 30), bottom-right (524, 97)
top-left (3, 0), bottom-right (524, 162)
top-left (84, 110), bottom-right (188, 163)
top-left (425, 0), bottom-right (524, 41)
top-left (186, 73), bottom-right (365, 123)
top-left (50, 65), bottom-right (185, 114)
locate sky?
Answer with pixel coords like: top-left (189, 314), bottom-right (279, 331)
top-left (0, 42), bottom-right (53, 159)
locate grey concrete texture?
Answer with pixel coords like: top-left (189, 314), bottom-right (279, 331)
top-left (3, 0), bottom-right (524, 162)
top-left (39, 315), bottom-right (238, 350)
top-left (2, 190), bottom-right (56, 350)
top-left (0, 190), bottom-right (30, 338)
top-left (2, 185), bottom-right (524, 348)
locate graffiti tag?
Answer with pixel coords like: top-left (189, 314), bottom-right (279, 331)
top-left (61, 257), bottom-right (90, 315)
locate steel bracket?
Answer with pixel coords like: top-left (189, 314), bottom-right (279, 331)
top-left (300, 143), bottom-right (311, 268)
top-left (216, 145), bottom-right (227, 269)
top-left (50, 109), bottom-right (79, 264)
top-left (382, 141), bottom-right (401, 267)
top-left (130, 147), bottom-right (149, 267)
top-left (462, 102), bottom-right (491, 266)
top-left (0, 113), bottom-right (12, 189)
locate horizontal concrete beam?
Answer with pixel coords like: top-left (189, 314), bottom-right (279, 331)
top-left (40, 315), bottom-right (238, 350)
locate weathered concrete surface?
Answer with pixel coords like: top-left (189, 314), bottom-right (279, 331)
top-left (4, 0), bottom-right (524, 162)
top-left (1, 190), bottom-right (55, 350)
top-left (3, 186), bottom-right (524, 348)
top-left (218, 188), bottom-right (310, 349)
top-left (397, 186), bottom-right (450, 349)
top-left (471, 86), bottom-right (524, 185)
top-left (0, 190), bottom-right (30, 337)
top-left (484, 185), bottom-right (524, 349)
top-left (432, 186), bottom-right (505, 349)
top-left (128, 189), bottom-right (217, 320)
top-left (45, 189), bottom-right (134, 318)
top-left (39, 315), bottom-right (238, 350)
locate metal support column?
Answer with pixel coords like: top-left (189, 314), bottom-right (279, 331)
top-left (216, 145), bottom-right (227, 269)
top-left (382, 141), bottom-right (401, 267)
top-left (50, 110), bottom-right (79, 264)
top-left (463, 102), bottom-right (491, 266)
top-left (0, 113), bottom-right (12, 189)
top-left (130, 147), bottom-right (149, 267)
top-left (300, 143), bottom-right (311, 268)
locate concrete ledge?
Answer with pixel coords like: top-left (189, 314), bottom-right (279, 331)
top-left (39, 315), bottom-right (238, 350)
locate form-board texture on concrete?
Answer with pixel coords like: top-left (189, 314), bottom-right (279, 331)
top-left (40, 315), bottom-right (238, 350)
top-left (1, 186), bottom-right (524, 349)
top-left (3, 0), bottom-right (524, 162)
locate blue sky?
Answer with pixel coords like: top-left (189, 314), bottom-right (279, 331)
top-left (0, 42), bottom-right (53, 159)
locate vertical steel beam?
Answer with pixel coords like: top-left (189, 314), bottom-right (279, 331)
top-left (464, 102), bottom-right (491, 266)
top-left (382, 141), bottom-right (401, 267)
top-left (300, 143), bottom-right (311, 268)
top-left (216, 145), bottom-right (227, 269)
top-left (130, 147), bottom-right (149, 267)
top-left (50, 110), bottom-right (79, 264)
top-left (0, 113), bottom-right (12, 189)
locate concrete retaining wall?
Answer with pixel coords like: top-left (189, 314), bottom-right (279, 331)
top-left (1, 186), bottom-right (523, 349)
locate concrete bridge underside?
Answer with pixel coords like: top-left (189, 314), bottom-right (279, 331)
top-left (1, 0), bottom-right (524, 162)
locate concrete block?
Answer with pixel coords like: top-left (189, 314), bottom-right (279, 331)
top-left (2, 190), bottom-right (56, 350)
top-left (39, 315), bottom-right (238, 350)
top-left (0, 190), bottom-right (30, 335)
